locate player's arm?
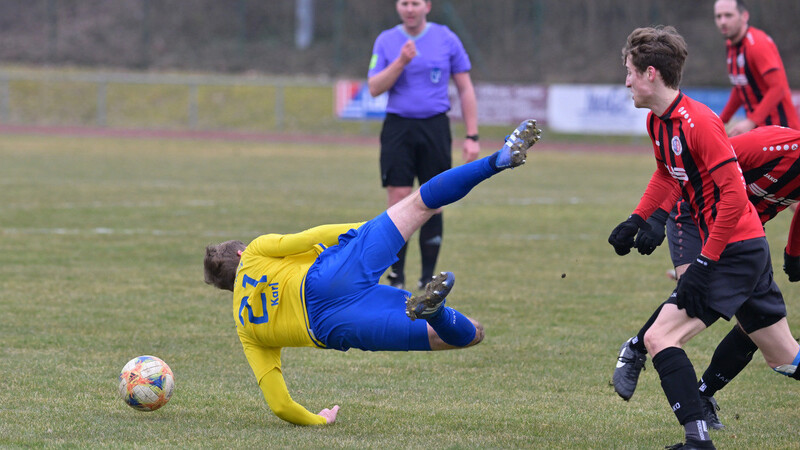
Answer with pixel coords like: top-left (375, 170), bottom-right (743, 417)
top-left (674, 159), bottom-right (747, 317)
top-left (632, 185), bottom-right (681, 255)
top-left (368, 40), bottom-right (416, 97)
top-left (252, 223), bottom-right (364, 257)
top-left (452, 71), bottom-right (480, 163)
top-left (609, 168), bottom-right (675, 255)
top-left (258, 368), bottom-right (333, 425)
top-left (748, 69), bottom-right (787, 125)
top-left (302, 222), bottom-right (365, 247)
top-left (782, 207), bottom-right (800, 282)
top-left (719, 88), bottom-right (743, 125)
top-left (700, 160), bottom-right (749, 261)
top-left (632, 167), bottom-right (677, 220)
top-left (787, 208), bottom-right (800, 257)
top-left (243, 345), bottom-right (338, 426)
top-left (728, 70), bottom-right (786, 136)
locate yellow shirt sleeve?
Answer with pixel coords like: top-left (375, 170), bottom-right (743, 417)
top-left (251, 222), bottom-right (365, 257)
top-left (241, 341), bottom-right (326, 426)
top-left (258, 367), bottom-right (327, 426)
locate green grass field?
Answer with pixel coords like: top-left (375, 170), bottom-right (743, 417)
top-left (1, 132), bottom-right (799, 448)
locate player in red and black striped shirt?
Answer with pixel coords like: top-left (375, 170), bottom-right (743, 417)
top-left (609, 26), bottom-right (800, 449)
top-left (715, 0), bottom-right (800, 136)
top-left (614, 125), bottom-right (800, 429)
top-left (738, 126), bottom-right (800, 226)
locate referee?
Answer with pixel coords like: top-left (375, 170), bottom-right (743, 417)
top-left (368, 0), bottom-right (479, 290)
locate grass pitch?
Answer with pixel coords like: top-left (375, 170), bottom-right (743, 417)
top-left (1, 133), bottom-right (799, 448)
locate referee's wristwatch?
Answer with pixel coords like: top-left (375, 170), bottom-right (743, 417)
top-left (465, 134), bottom-right (479, 142)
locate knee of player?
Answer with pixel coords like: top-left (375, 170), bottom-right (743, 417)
top-left (469, 319), bottom-right (484, 346)
top-left (642, 329), bottom-right (664, 355)
top-left (453, 318), bottom-right (484, 348)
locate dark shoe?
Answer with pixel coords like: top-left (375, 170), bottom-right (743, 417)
top-left (495, 119), bottom-right (542, 169)
top-left (405, 271), bottom-right (454, 320)
top-left (665, 439), bottom-right (716, 449)
top-left (386, 271), bottom-right (405, 290)
top-left (700, 395), bottom-right (725, 430)
top-left (612, 337), bottom-right (647, 401)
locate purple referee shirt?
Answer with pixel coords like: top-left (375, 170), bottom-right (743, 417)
top-left (368, 23), bottom-right (471, 119)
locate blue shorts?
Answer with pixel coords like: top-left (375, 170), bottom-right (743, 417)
top-left (304, 212), bottom-right (430, 351)
top-left (666, 201), bottom-right (702, 267)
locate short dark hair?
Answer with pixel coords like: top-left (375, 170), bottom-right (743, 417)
top-left (204, 240), bottom-right (246, 291)
top-left (622, 25), bottom-right (688, 89)
top-left (734, 0), bottom-right (748, 13)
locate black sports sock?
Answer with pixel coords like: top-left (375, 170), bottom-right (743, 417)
top-left (698, 325), bottom-right (757, 397)
top-left (633, 302), bottom-right (666, 353)
top-left (419, 213), bottom-right (443, 284)
top-left (390, 243), bottom-right (408, 285)
top-left (652, 347), bottom-right (704, 425)
top-left (684, 420), bottom-right (712, 443)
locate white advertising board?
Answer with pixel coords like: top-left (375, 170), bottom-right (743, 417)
top-left (547, 84), bottom-right (649, 135)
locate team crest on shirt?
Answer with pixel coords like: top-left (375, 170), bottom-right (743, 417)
top-left (737, 53), bottom-right (745, 68)
top-left (430, 67), bottom-right (442, 83)
top-left (671, 136), bottom-right (683, 155)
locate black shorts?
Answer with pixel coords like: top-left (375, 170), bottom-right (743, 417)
top-left (665, 236), bottom-right (786, 333)
top-left (667, 200), bottom-right (702, 267)
top-left (379, 112), bottom-right (452, 187)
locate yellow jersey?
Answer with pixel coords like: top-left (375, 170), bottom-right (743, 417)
top-left (232, 222), bottom-right (363, 425)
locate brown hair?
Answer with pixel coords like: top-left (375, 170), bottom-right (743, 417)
top-left (622, 25), bottom-right (688, 89)
top-left (204, 240), bottom-right (246, 291)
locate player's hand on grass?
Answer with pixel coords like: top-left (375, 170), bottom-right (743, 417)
top-left (318, 405), bottom-right (340, 424)
top-left (608, 214), bottom-right (649, 255)
top-left (783, 249), bottom-right (800, 282)
top-left (634, 208), bottom-right (668, 255)
top-left (676, 255), bottom-right (715, 318)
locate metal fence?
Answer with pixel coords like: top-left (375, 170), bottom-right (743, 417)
top-left (0, 69), bottom-right (382, 136)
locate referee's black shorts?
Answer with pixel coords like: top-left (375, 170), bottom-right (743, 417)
top-left (379, 112), bottom-right (452, 188)
top-left (666, 236), bottom-right (786, 333)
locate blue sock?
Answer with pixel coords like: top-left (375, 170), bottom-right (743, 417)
top-left (419, 156), bottom-right (497, 209)
top-left (425, 306), bottom-right (476, 347)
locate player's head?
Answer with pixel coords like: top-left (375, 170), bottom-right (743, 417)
top-left (622, 26), bottom-right (687, 91)
top-left (714, 0), bottom-right (749, 42)
top-left (204, 240), bottom-right (246, 291)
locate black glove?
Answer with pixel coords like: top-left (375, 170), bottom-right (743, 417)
top-left (634, 208), bottom-right (669, 255)
top-left (784, 249), bottom-right (800, 282)
top-left (608, 214), bottom-right (649, 256)
top-left (676, 255), bottom-right (715, 318)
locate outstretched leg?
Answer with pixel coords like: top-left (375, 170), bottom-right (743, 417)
top-left (388, 119), bottom-right (541, 241)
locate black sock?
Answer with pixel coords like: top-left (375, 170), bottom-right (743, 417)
top-left (684, 420), bottom-right (712, 443)
top-left (652, 347), bottom-right (704, 425)
top-left (633, 302), bottom-right (666, 353)
top-left (390, 243), bottom-right (408, 284)
top-left (698, 324), bottom-right (757, 397)
top-left (419, 214), bottom-right (443, 284)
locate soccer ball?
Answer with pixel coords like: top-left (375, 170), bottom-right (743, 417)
top-left (118, 355), bottom-right (175, 411)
